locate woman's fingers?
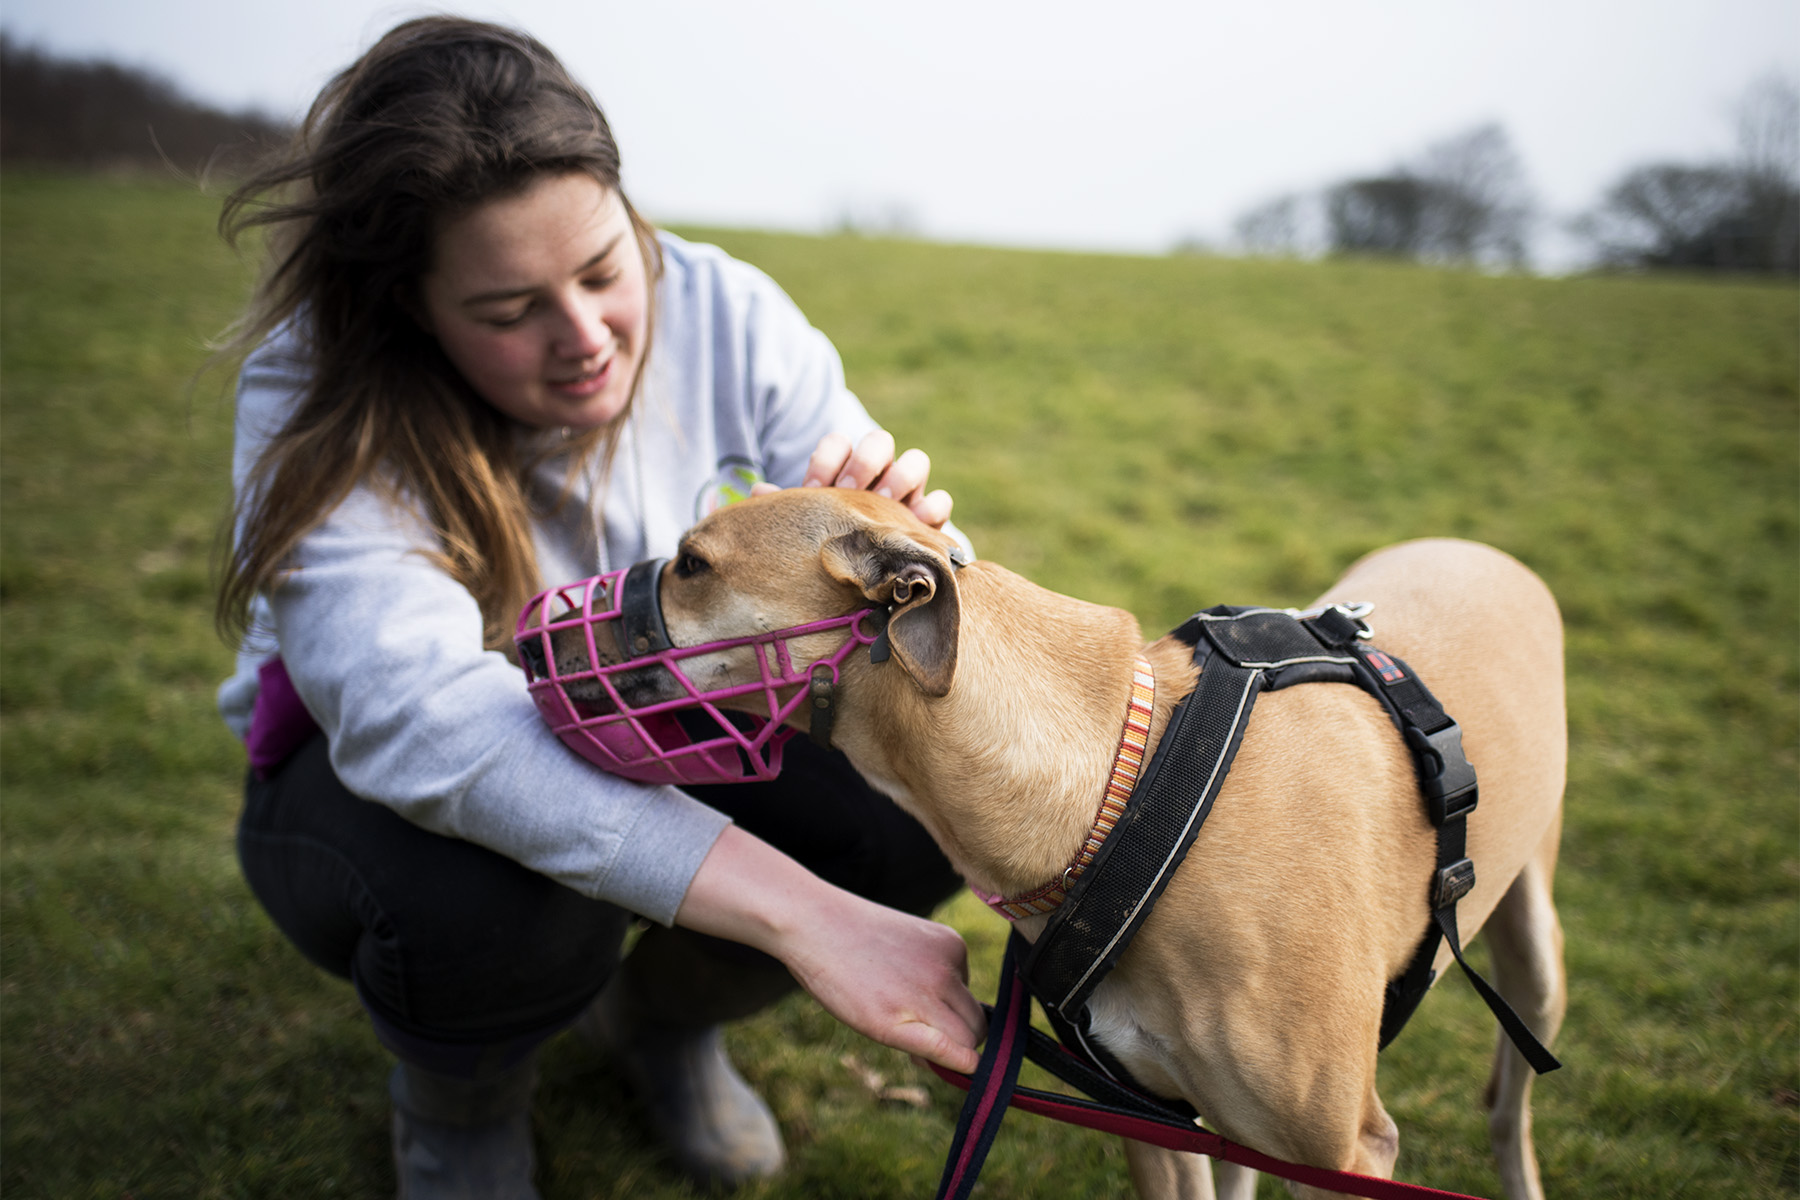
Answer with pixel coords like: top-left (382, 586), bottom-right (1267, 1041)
top-left (832, 429), bottom-right (897, 491)
top-left (795, 431), bottom-right (954, 529)
top-left (873, 446), bottom-right (930, 502)
top-left (675, 828), bottom-right (981, 1071)
top-left (893, 1016), bottom-right (982, 1075)
top-left (908, 488), bottom-right (953, 529)
top-left (803, 432), bottom-right (855, 489)
top-left (785, 901), bottom-right (984, 1073)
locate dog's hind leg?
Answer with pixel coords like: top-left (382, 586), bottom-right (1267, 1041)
top-left (1479, 814), bottom-right (1566, 1200)
top-left (1122, 1140), bottom-right (1217, 1200)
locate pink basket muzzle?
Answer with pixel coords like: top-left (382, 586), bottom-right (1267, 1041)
top-left (516, 562), bottom-right (881, 786)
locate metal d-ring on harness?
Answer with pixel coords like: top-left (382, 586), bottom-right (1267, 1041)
top-left (932, 602), bottom-right (1559, 1200)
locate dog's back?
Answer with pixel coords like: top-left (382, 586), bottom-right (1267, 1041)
top-left (1312, 537), bottom-right (1566, 943)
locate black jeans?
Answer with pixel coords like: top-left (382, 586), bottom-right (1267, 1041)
top-left (237, 732), bottom-right (961, 1070)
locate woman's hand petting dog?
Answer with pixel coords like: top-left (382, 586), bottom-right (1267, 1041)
top-left (751, 429), bottom-right (955, 530)
top-left (675, 824), bottom-right (986, 1073)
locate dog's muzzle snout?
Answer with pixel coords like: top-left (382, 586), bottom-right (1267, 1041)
top-left (515, 561), bottom-right (882, 787)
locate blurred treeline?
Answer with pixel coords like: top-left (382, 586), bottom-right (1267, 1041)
top-left (1229, 76), bottom-right (1800, 276)
top-left (0, 38), bottom-right (290, 176)
top-left (2, 37), bottom-right (1794, 275)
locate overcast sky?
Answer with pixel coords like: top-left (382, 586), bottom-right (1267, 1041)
top-left (6, 1), bottom-right (1796, 268)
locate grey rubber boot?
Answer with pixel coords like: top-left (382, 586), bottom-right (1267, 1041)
top-left (579, 970), bottom-right (787, 1189)
top-left (389, 1056), bottom-right (541, 1200)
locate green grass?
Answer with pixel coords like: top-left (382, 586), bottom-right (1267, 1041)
top-left (3, 172), bottom-right (1795, 1198)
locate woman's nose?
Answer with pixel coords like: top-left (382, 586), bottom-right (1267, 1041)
top-left (553, 294), bottom-right (609, 359)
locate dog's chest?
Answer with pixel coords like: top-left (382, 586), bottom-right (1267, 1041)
top-left (1084, 976), bottom-right (1189, 1100)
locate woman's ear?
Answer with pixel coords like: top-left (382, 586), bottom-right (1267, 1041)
top-left (821, 527), bottom-right (960, 697)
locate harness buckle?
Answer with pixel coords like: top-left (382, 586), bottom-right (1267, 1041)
top-left (1290, 602), bottom-right (1375, 647)
top-left (1406, 721), bottom-right (1479, 825)
top-left (1432, 857), bottom-right (1477, 909)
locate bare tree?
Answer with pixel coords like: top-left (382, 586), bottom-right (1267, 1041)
top-left (1233, 192), bottom-right (1304, 256)
top-left (1573, 74), bottom-right (1798, 275)
top-left (1325, 175), bottom-right (1432, 258)
top-left (1236, 123), bottom-right (1535, 267)
top-left (1736, 72), bottom-right (1800, 186)
top-left (1325, 124), bottom-right (1534, 266)
top-left (1573, 165), bottom-right (1751, 270)
top-left (1734, 73), bottom-right (1800, 272)
top-left (1409, 123), bottom-right (1532, 266)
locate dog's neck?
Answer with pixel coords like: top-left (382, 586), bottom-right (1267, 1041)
top-left (837, 562), bottom-right (1198, 900)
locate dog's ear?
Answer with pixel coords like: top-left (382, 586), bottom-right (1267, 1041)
top-left (821, 527), bottom-right (960, 697)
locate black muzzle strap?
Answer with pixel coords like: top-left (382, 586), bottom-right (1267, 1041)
top-left (807, 664), bottom-right (838, 749)
top-left (615, 557), bottom-right (672, 660)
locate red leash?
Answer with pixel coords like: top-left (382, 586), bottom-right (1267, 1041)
top-left (928, 934), bottom-right (1489, 1200)
top-left (926, 1059), bottom-right (1484, 1200)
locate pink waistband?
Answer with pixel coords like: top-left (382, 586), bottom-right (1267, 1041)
top-left (245, 655), bottom-right (320, 778)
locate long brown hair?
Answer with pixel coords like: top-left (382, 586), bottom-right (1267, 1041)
top-left (215, 17), bottom-right (659, 648)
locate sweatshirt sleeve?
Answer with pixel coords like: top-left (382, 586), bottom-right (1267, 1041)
top-left (267, 488), bottom-right (730, 923)
top-left (686, 243), bottom-right (974, 555)
top-left (225, 322), bottom-right (729, 923)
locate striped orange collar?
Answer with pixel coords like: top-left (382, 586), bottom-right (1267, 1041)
top-left (975, 659), bottom-right (1156, 922)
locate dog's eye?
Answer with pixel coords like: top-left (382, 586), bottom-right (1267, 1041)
top-left (673, 552), bottom-right (710, 579)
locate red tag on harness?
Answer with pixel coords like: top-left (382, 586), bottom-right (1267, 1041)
top-left (1364, 649), bottom-right (1408, 684)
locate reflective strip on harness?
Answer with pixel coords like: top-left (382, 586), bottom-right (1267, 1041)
top-left (1023, 655), bottom-right (1261, 1017)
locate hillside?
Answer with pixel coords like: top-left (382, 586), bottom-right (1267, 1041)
top-left (3, 172), bottom-right (1795, 1198)
top-left (0, 39), bottom-right (290, 172)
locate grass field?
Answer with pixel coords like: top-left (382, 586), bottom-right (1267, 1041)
top-left (3, 171), bottom-right (1796, 1198)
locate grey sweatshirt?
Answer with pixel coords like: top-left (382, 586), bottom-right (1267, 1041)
top-left (217, 233), bottom-right (882, 925)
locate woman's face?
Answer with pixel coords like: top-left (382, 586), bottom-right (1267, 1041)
top-left (418, 173), bottom-right (649, 431)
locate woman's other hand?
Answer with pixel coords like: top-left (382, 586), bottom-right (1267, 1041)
top-left (675, 826), bottom-right (985, 1073)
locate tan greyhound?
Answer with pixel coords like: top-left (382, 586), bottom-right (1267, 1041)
top-left (544, 487), bottom-right (1566, 1200)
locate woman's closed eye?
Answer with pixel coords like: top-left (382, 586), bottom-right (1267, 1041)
top-left (483, 304), bottom-right (532, 328)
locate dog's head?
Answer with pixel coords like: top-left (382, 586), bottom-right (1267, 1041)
top-left (517, 488), bottom-right (965, 783)
top-left (664, 487), bottom-right (964, 698)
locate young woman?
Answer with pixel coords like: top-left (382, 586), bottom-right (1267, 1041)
top-left (215, 17), bottom-right (982, 1196)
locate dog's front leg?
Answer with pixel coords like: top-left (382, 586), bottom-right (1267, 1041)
top-left (1210, 1161), bottom-right (1257, 1199)
top-left (1122, 1140), bottom-right (1229, 1200)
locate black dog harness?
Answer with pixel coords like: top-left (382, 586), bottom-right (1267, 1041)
top-left (1024, 602), bottom-right (1561, 1077)
top-left (933, 602), bottom-right (1559, 1200)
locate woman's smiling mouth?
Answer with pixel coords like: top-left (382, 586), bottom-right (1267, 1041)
top-left (549, 356), bottom-right (614, 397)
